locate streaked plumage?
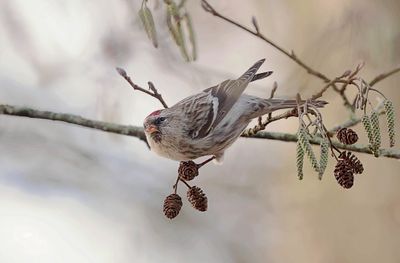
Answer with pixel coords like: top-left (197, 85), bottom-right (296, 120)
top-left (143, 59), bottom-right (325, 162)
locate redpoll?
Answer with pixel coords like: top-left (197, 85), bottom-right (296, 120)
top-left (144, 59), bottom-right (326, 162)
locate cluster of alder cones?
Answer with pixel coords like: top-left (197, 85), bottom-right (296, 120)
top-left (163, 127), bottom-right (371, 218)
top-left (163, 161), bottom-right (208, 219)
top-left (334, 128), bottom-right (364, 188)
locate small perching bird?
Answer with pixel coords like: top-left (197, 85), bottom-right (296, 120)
top-left (143, 59), bottom-right (325, 162)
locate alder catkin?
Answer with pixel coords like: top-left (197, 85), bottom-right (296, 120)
top-left (138, 3), bottom-right (158, 48)
top-left (298, 127), bottom-right (320, 174)
top-left (318, 138), bottom-right (330, 179)
top-left (362, 115), bottom-right (375, 151)
top-left (296, 139), bottom-right (305, 180)
top-left (384, 100), bottom-right (396, 147)
top-left (370, 111), bottom-right (381, 156)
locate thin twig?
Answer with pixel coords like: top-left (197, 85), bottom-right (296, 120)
top-left (310, 64), bottom-right (362, 106)
top-left (173, 175), bottom-right (180, 194)
top-left (311, 77), bottom-right (342, 100)
top-left (332, 83), bottom-right (354, 110)
top-left (200, 0), bottom-right (372, 112)
top-left (267, 81), bottom-right (278, 120)
top-left (201, 0), bottom-right (358, 112)
top-left (1, 104), bottom-right (398, 159)
top-left (179, 179), bottom-right (192, 188)
top-left (328, 115), bottom-right (360, 135)
top-left (201, 0), bottom-right (400, 117)
top-left (328, 101), bottom-right (386, 136)
top-left (0, 104), bottom-right (147, 141)
top-left (242, 108), bottom-right (297, 136)
top-left (201, 0), bottom-right (330, 82)
top-left (116, 67), bottom-right (169, 109)
top-left (197, 156), bottom-right (216, 167)
top-left (369, 66), bottom-right (400, 86)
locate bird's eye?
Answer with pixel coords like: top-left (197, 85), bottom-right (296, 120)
top-left (155, 117), bottom-right (166, 125)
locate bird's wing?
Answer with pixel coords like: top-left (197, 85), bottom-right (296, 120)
top-left (176, 59), bottom-right (266, 139)
top-left (203, 58), bottom-right (266, 131)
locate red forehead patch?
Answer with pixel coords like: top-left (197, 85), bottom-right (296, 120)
top-left (149, 110), bottom-right (161, 117)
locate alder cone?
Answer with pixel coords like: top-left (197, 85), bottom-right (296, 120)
top-left (336, 128), bottom-right (359, 145)
top-left (338, 151), bottom-right (364, 174)
top-left (334, 160), bottom-right (354, 189)
top-left (178, 161), bottom-right (199, 181)
top-left (163, 193), bottom-right (183, 219)
top-left (187, 186), bottom-right (208, 212)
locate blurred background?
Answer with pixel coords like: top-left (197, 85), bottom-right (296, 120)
top-left (0, 0), bottom-right (399, 262)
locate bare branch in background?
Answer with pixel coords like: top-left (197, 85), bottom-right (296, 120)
top-left (369, 66), bottom-right (400, 86)
top-left (116, 67), bottom-right (169, 109)
top-left (201, 0), bottom-right (330, 82)
top-left (200, 0), bottom-right (400, 112)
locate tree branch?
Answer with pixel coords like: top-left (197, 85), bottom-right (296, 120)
top-left (241, 131), bottom-right (400, 159)
top-left (1, 104), bottom-right (398, 159)
top-left (0, 104), bottom-right (147, 143)
top-left (369, 66), bottom-right (400, 87)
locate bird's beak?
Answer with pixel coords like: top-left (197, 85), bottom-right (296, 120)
top-left (145, 124), bottom-right (159, 134)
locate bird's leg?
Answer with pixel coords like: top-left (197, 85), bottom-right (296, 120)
top-left (173, 156), bottom-right (215, 193)
top-left (179, 179), bottom-right (192, 188)
top-left (196, 156), bottom-right (216, 168)
top-left (172, 175), bottom-right (180, 194)
top-left (172, 172), bottom-right (192, 193)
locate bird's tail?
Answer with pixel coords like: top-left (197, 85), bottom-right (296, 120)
top-left (249, 98), bottom-right (327, 119)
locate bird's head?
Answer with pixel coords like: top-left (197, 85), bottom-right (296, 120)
top-left (143, 109), bottom-right (168, 143)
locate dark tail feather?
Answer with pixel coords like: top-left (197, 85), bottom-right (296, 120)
top-left (250, 71), bottom-right (273, 82)
top-left (250, 98), bottom-right (327, 119)
top-left (267, 99), bottom-right (327, 112)
top-left (306, 99), bottom-right (328, 108)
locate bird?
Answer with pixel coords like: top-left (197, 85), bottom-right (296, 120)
top-left (143, 59), bottom-right (325, 163)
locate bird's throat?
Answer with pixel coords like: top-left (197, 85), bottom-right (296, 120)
top-left (150, 132), bottom-right (162, 143)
